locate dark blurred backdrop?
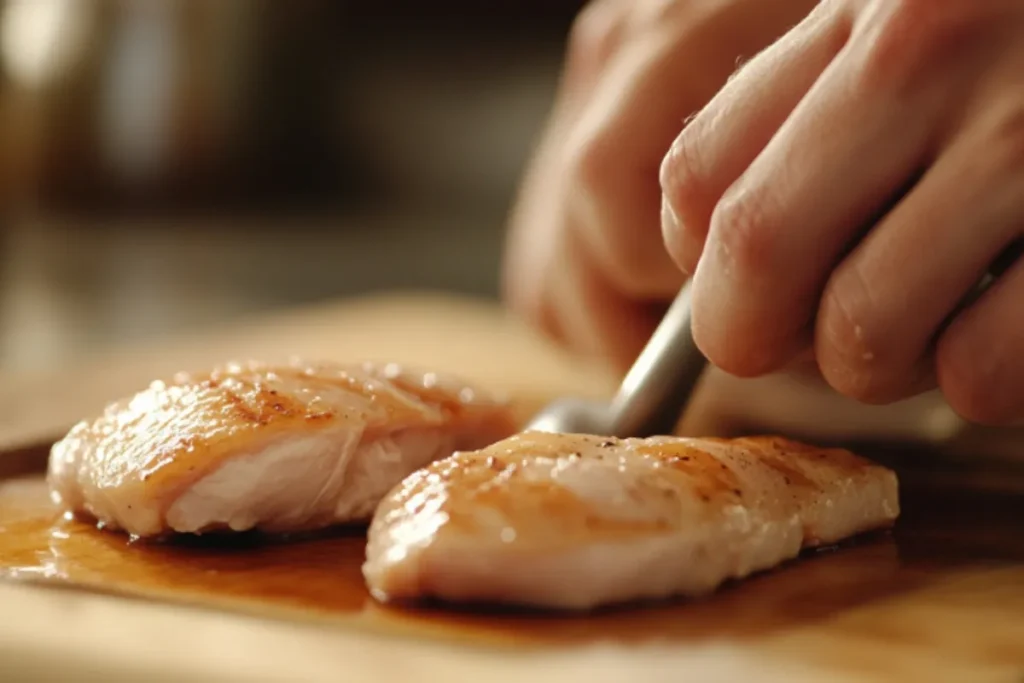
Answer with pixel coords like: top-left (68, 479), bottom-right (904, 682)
top-left (0, 0), bottom-right (584, 372)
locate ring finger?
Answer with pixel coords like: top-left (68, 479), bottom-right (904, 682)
top-left (937, 247), bottom-right (1024, 425)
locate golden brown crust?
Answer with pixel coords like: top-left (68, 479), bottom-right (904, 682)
top-left (48, 359), bottom-right (517, 522)
top-left (374, 432), bottom-right (897, 548)
top-left (365, 432), bottom-right (900, 609)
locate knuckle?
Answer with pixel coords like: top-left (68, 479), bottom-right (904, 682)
top-left (519, 289), bottom-right (564, 346)
top-left (567, 0), bottom-right (712, 81)
top-left (936, 331), bottom-right (1005, 425)
top-left (853, 0), bottom-right (977, 97)
top-left (882, 0), bottom-right (944, 25)
top-left (709, 187), bottom-right (776, 276)
top-left (502, 267), bottom-right (544, 327)
top-left (983, 99), bottom-right (1024, 176)
top-left (567, 135), bottom-right (680, 297)
top-left (566, 0), bottom-right (628, 75)
top-left (628, 0), bottom-right (709, 37)
top-left (567, 129), bottom-right (618, 199)
top-left (500, 232), bottom-right (558, 338)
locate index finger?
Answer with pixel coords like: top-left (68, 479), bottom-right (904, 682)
top-left (659, 0), bottom-right (851, 275)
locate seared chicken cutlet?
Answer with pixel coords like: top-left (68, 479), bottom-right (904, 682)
top-left (364, 431), bottom-right (899, 610)
top-left (48, 360), bottom-right (517, 539)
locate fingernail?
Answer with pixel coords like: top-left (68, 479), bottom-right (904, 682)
top-left (660, 194), bottom-right (680, 239)
top-left (661, 195), bottom-right (690, 275)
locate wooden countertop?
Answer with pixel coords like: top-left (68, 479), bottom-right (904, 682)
top-left (1, 291), bottom-right (1022, 682)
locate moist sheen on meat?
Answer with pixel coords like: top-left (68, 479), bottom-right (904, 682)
top-left (47, 359), bottom-right (518, 539)
top-left (363, 431), bottom-right (900, 610)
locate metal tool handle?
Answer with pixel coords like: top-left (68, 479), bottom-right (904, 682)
top-left (605, 281), bottom-right (708, 437)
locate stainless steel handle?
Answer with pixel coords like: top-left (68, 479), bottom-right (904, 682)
top-left (605, 281), bottom-right (708, 437)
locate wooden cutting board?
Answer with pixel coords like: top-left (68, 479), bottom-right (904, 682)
top-left (1, 291), bottom-right (1023, 683)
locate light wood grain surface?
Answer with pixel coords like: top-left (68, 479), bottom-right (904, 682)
top-left (1, 291), bottom-right (1023, 683)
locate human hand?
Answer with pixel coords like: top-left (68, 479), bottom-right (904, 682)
top-left (502, 0), bottom-right (821, 371)
top-left (660, 0), bottom-right (1024, 425)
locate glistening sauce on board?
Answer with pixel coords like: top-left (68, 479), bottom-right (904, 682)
top-left (3, 469), bottom-right (1023, 648)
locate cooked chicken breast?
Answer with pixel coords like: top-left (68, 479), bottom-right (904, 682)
top-left (47, 360), bottom-right (517, 539)
top-left (363, 431), bottom-right (899, 610)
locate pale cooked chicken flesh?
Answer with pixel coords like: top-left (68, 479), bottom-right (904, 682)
top-left (363, 431), bottom-right (900, 610)
top-left (47, 360), bottom-right (518, 539)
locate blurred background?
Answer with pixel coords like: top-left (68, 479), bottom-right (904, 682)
top-left (0, 0), bottom-right (585, 373)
